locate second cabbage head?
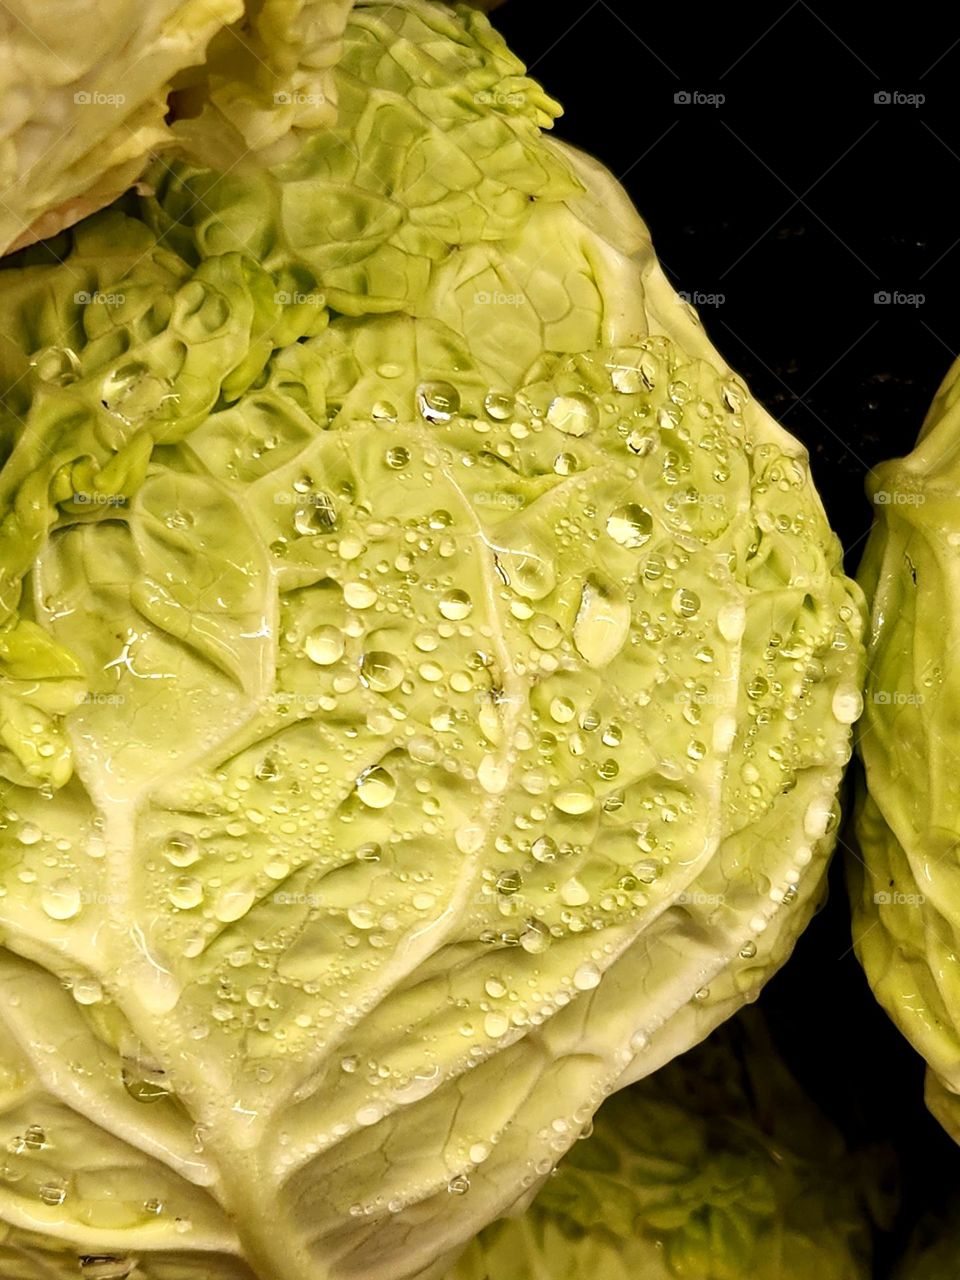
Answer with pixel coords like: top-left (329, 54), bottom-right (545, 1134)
top-left (0, 1), bottom-right (865, 1277)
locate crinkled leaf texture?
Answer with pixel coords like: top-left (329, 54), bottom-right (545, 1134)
top-left (0, 0), bottom-right (242, 256)
top-left (446, 1016), bottom-right (880, 1280)
top-left (0, 2), bottom-right (863, 1277)
top-left (853, 354), bottom-right (960, 1144)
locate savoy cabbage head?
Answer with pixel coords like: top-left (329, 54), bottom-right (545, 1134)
top-left (0, 1), bottom-right (864, 1277)
top-left (854, 354), bottom-right (960, 1143)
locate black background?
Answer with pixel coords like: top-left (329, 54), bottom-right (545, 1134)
top-left (492, 1), bottom-right (960, 1273)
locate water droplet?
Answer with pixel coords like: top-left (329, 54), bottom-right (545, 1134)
top-left (532, 835), bottom-right (558, 863)
top-left (606, 504), bottom-right (653, 548)
top-left (554, 788), bottom-right (595, 816)
top-left (573, 961), bottom-right (601, 990)
top-left (18, 823), bottom-right (42, 846)
top-left (256, 757), bottom-right (280, 782)
top-left (520, 919), bottom-right (550, 954)
top-left (344, 581), bottom-right (377, 610)
top-left (438, 589), bottom-right (473, 621)
top-left (739, 940), bottom-right (758, 959)
top-left (23, 1125), bottom-right (46, 1149)
top-left (169, 876), bottom-right (203, 910)
top-left (373, 401), bottom-right (398, 422)
top-left (560, 876), bottom-right (591, 906)
top-left (484, 391), bottom-right (514, 420)
top-left (360, 651), bottom-right (404, 693)
top-left (530, 614), bottom-right (563, 650)
top-left (554, 452), bottom-right (578, 476)
top-left (38, 1179), bottom-right (67, 1206)
top-left (347, 904), bottom-right (376, 929)
top-left (79, 1257), bottom-right (137, 1280)
top-left (34, 345), bottom-right (81, 386)
top-left (215, 884), bottom-right (256, 923)
top-left (385, 445), bottom-right (409, 469)
top-left (610, 362), bottom-right (643, 394)
top-left (747, 676), bottom-right (769, 702)
top-left (356, 767), bottom-right (397, 809)
top-left (417, 381), bottom-right (460, 424)
top-left (73, 978), bottom-right (103, 1005)
top-left (573, 577), bottom-right (631, 667)
top-left (477, 754), bottom-right (509, 794)
top-left (495, 869), bottom-right (522, 896)
top-left (547, 394), bottom-right (598, 437)
top-left (305, 625), bottom-right (345, 665)
top-left (163, 832), bottom-right (199, 868)
top-left (832, 684), bottom-right (863, 725)
top-left (483, 1013), bottom-right (510, 1038)
top-left (123, 1071), bottom-right (171, 1105)
top-left (293, 492), bottom-right (337, 536)
top-left (549, 696), bottom-right (576, 724)
top-left (672, 588), bottom-right (700, 619)
top-left (627, 430), bottom-right (655, 456)
top-left (41, 879), bottom-right (81, 921)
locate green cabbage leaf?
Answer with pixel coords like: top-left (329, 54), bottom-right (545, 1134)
top-left (854, 353), bottom-right (960, 1142)
top-left (0, 2), bottom-right (864, 1276)
top-left (447, 1016), bottom-right (884, 1280)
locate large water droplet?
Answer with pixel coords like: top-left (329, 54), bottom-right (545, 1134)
top-left (484, 391), bottom-right (514, 420)
top-left (360, 651), bottom-right (404, 693)
top-left (294, 493), bottom-right (338, 536)
top-left (554, 789), bottom-right (595, 817)
top-left (169, 876), bottom-right (203, 910)
top-left (573, 961), bottom-right (602, 990)
top-left (573, 577), bottom-right (631, 667)
top-left (547, 394), bottom-right (598, 437)
top-left (356, 766), bottom-right (397, 808)
top-left (41, 879), bottom-right (81, 921)
top-left (305, 625), bottom-right (345, 665)
top-left (417, 381), bottom-right (460, 424)
top-left (606, 504), bottom-right (653, 548)
top-left (438, 589), bottom-right (473, 621)
top-left (344, 581), bottom-right (377, 610)
top-left (163, 832), bottom-right (199, 868)
top-left (215, 884), bottom-right (256, 923)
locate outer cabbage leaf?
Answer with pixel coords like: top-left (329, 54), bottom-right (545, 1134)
top-left (892, 1198), bottom-right (960, 1280)
top-left (447, 1015), bottom-right (883, 1280)
top-left (0, 2), bottom-right (865, 1278)
top-left (0, 0), bottom-right (243, 256)
top-left (853, 353), bottom-right (960, 1143)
